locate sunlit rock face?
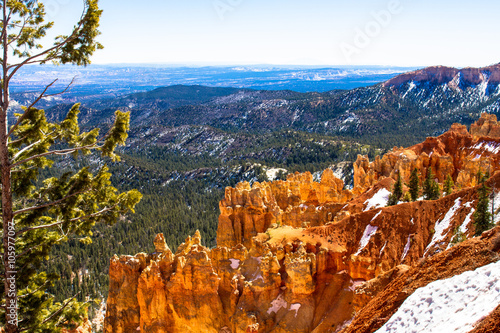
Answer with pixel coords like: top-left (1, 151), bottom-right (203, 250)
top-left (354, 113), bottom-right (500, 191)
top-left (104, 114), bottom-right (500, 333)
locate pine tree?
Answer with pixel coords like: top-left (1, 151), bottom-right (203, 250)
top-left (443, 174), bottom-right (454, 196)
top-left (423, 167), bottom-right (440, 200)
top-left (387, 173), bottom-right (403, 206)
top-left (0, 1), bottom-right (142, 332)
top-left (473, 172), bottom-right (492, 236)
top-left (409, 168), bottom-right (420, 201)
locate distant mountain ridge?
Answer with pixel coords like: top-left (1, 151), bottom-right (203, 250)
top-left (383, 63), bottom-right (500, 88)
top-left (33, 63), bottom-right (500, 153)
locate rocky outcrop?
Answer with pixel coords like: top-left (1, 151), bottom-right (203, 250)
top-left (340, 226), bottom-right (500, 333)
top-left (353, 114), bottom-right (500, 192)
top-left (470, 113), bottom-right (500, 138)
top-left (217, 169), bottom-right (353, 249)
top-left (105, 171), bottom-right (497, 332)
top-left (105, 115), bottom-right (500, 333)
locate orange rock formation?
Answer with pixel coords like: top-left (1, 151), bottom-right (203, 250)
top-left (104, 114), bottom-right (500, 333)
top-left (354, 113), bottom-right (500, 191)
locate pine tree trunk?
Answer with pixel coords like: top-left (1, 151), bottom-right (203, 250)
top-left (1, 115), bottom-right (17, 333)
top-left (2, 2), bottom-right (17, 330)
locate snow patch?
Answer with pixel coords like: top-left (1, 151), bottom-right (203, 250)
top-left (266, 168), bottom-right (287, 181)
top-left (490, 190), bottom-right (500, 224)
top-left (267, 294), bottom-right (287, 314)
top-left (424, 198), bottom-right (461, 255)
top-left (371, 210), bottom-right (382, 222)
top-left (375, 260), bottom-right (500, 333)
top-left (290, 303), bottom-right (301, 317)
top-left (355, 224), bottom-right (378, 256)
top-left (402, 81), bottom-right (416, 99)
top-left (364, 188), bottom-right (391, 211)
top-left (229, 259), bottom-right (240, 269)
top-left (460, 208), bottom-right (475, 234)
top-left (380, 241), bottom-right (388, 256)
top-left (473, 141), bottom-right (500, 154)
top-left (401, 235), bottom-right (411, 262)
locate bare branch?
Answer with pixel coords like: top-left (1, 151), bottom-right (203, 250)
top-left (16, 204), bottom-right (121, 237)
top-left (44, 77), bottom-right (76, 98)
top-left (7, 76), bottom-right (76, 144)
top-left (0, 6), bottom-right (13, 45)
top-left (18, 280), bottom-right (51, 299)
top-left (13, 190), bottom-right (86, 216)
top-left (11, 138), bottom-right (43, 161)
top-left (11, 143), bottom-right (101, 169)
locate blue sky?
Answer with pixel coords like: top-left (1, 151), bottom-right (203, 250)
top-left (44, 0), bottom-right (500, 67)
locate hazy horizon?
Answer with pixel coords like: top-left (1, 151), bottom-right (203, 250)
top-left (40, 0), bottom-right (500, 68)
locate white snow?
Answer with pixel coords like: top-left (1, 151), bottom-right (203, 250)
top-left (355, 224), bottom-right (378, 256)
top-left (460, 208), bottom-right (475, 234)
top-left (267, 294), bottom-right (287, 314)
top-left (380, 241), bottom-right (388, 256)
top-left (290, 303), bottom-right (301, 317)
top-left (375, 260), bottom-right (500, 333)
top-left (490, 190), bottom-right (500, 224)
top-left (364, 189), bottom-right (391, 211)
top-left (473, 141), bottom-right (500, 154)
top-left (401, 235), bottom-right (412, 262)
top-left (229, 259), bottom-right (240, 269)
top-left (402, 81), bottom-right (416, 99)
top-left (478, 79), bottom-right (489, 97)
top-left (266, 168), bottom-right (287, 181)
top-left (446, 207), bottom-right (475, 250)
top-left (424, 198), bottom-right (461, 255)
top-left (371, 210), bottom-right (382, 222)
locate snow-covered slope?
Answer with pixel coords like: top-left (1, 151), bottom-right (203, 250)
top-left (375, 260), bottom-right (500, 333)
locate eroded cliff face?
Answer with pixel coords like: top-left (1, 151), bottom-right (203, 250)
top-left (354, 113), bottom-right (500, 191)
top-left (217, 169), bottom-right (353, 249)
top-left (104, 114), bottom-right (500, 333)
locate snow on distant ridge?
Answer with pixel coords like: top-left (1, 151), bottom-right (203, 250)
top-left (375, 260), bottom-right (500, 333)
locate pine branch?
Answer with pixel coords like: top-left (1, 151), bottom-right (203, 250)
top-left (6, 15), bottom-right (85, 79)
top-left (11, 113), bottom-right (117, 168)
top-left (19, 293), bottom-right (80, 332)
top-left (6, 13), bottom-right (29, 47)
top-left (7, 78), bottom-right (58, 138)
top-left (18, 280), bottom-right (51, 299)
top-left (13, 190), bottom-right (86, 216)
top-left (11, 143), bottom-right (101, 169)
top-left (16, 204), bottom-right (120, 236)
top-left (15, 233), bottom-right (67, 259)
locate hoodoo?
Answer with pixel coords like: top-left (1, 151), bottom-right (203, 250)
top-left (104, 114), bottom-right (500, 333)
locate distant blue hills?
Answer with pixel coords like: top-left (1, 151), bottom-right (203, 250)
top-left (10, 64), bottom-right (418, 98)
